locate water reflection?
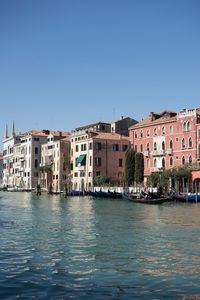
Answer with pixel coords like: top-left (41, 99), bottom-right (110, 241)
top-left (1, 192), bottom-right (200, 299)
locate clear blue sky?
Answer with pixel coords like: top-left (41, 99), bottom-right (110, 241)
top-left (0, 0), bottom-right (200, 148)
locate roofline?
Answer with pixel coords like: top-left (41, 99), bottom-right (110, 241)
top-left (75, 122), bottom-right (111, 131)
top-left (129, 118), bottom-right (177, 130)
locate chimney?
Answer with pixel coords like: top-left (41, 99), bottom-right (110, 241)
top-left (121, 116), bottom-right (124, 120)
top-left (149, 112), bottom-right (154, 121)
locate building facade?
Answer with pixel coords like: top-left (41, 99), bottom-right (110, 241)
top-left (12, 130), bottom-right (50, 190)
top-left (0, 154), bottom-right (3, 188)
top-left (129, 108), bottom-right (200, 185)
top-left (71, 122), bottom-right (130, 191)
top-left (3, 123), bottom-right (22, 188)
top-left (40, 132), bottom-right (71, 193)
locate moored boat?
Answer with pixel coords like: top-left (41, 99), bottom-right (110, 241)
top-left (123, 193), bottom-right (169, 204)
top-left (173, 194), bottom-right (200, 202)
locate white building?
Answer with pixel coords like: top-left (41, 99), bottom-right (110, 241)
top-left (15, 130), bottom-right (50, 190)
top-left (3, 123), bottom-right (22, 188)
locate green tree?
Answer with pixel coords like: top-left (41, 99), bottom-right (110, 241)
top-left (135, 152), bottom-right (144, 184)
top-left (93, 175), bottom-right (110, 186)
top-left (147, 172), bottom-right (160, 188)
top-left (160, 170), bottom-right (171, 191)
top-left (125, 149), bottom-right (135, 186)
top-left (171, 166), bottom-right (191, 193)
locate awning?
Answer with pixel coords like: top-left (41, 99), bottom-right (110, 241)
top-left (76, 154), bottom-right (86, 165)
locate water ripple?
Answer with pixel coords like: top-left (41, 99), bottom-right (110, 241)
top-left (1, 192), bottom-right (200, 299)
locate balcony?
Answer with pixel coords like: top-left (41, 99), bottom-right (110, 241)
top-left (19, 155), bottom-right (25, 161)
top-left (78, 165), bottom-right (86, 171)
top-left (167, 148), bottom-right (173, 155)
top-left (151, 167), bottom-right (163, 172)
top-left (152, 150), bottom-right (165, 156)
top-left (144, 150), bottom-right (150, 157)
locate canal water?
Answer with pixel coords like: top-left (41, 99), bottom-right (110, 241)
top-left (1, 192), bottom-right (200, 299)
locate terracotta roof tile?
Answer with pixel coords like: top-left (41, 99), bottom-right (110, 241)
top-left (92, 132), bottom-right (130, 141)
top-left (129, 115), bottom-right (177, 129)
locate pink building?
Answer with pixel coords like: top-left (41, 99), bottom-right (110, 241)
top-left (129, 108), bottom-right (200, 187)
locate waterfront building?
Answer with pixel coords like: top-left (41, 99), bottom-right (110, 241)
top-left (40, 131), bottom-right (71, 193)
top-left (12, 130), bottom-right (50, 190)
top-left (0, 153), bottom-right (3, 187)
top-left (111, 116), bottom-right (137, 136)
top-left (3, 122), bottom-right (22, 188)
top-left (129, 108), bottom-right (200, 190)
top-left (71, 121), bottom-right (130, 191)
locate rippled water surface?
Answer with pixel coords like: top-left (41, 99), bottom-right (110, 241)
top-left (1, 192), bottom-right (200, 299)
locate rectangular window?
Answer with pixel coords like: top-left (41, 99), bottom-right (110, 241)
top-left (34, 159), bottom-right (38, 168)
top-left (89, 142), bottom-right (93, 150)
top-left (198, 129), bottom-right (200, 139)
top-left (90, 156), bottom-right (92, 166)
top-left (95, 142), bottom-right (101, 150)
top-left (76, 145), bottom-right (79, 152)
top-left (81, 144), bottom-right (87, 151)
top-left (113, 144), bottom-right (119, 151)
top-left (122, 144), bottom-right (128, 152)
top-left (96, 171), bottom-right (100, 176)
top-left (95, 157), bottom-right (101, 167)
top-left (74, 172), bottom-right (78, 177)
top-left (119, 159), bottom-right (123, 167)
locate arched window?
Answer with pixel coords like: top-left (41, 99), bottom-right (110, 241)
top-left (135, 145), bottom-right (137, 152)
top-left (146, 130), bottom-right (150, 137)
top-left (146, 143), bottom-right (150, 151)
top-left (182, 156), bottom-right (185, 165)
top-left (154, 158), bottom-right (157, 168)
top-left (170, 140), bottom-right (173, 149)
top-left (189, 155), bottom-right (192, 164)
top-left (170, 126), bottom-right (173, 133)
top-left (140, 144), bottom-right (143, 152)
top-left (154, 128), bottom-right (157, 136)
top-left (134, 132), bottom-right (137, 139)
top-left (187, 122), bottom-right (191, 131)
top-left (189, 137), bottom-right (192, 148)
top-left (162, 158), bottom-right (165, 169)
top-left (199, 144), bottom-right (200, 159)
top-left (182, 138), bottom-right (186, 149)
top-left (162, 141), bottom-right (165, 150)
top-left (162, 127), bottom-right (165, 135)
top-left (183, 122), bottom-right (187, 132)
top-left (147, 159), bottom-right (150, 168)
top-left (154, 142), bottom-right (157, 151)
top-left (140, 130), bottom-right (143, 138)
top-left (170, 157), bottom-right (173, 167)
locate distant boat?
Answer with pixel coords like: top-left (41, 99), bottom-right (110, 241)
top-left (7, 187), bottom-right (25, 192)
top-left (84, 190), bottom-right (123, 199)
top-left (123, 193), bottom-right (169, 205)
top-left (173, 194), bottom-right (200, 202)
top-left (67, 190), bottom-right (84, 196)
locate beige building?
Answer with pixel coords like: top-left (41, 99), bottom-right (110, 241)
top-left (40, 132), bottom-right (71, 193)
top-left (71, 122), bottom-right (130, 191)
